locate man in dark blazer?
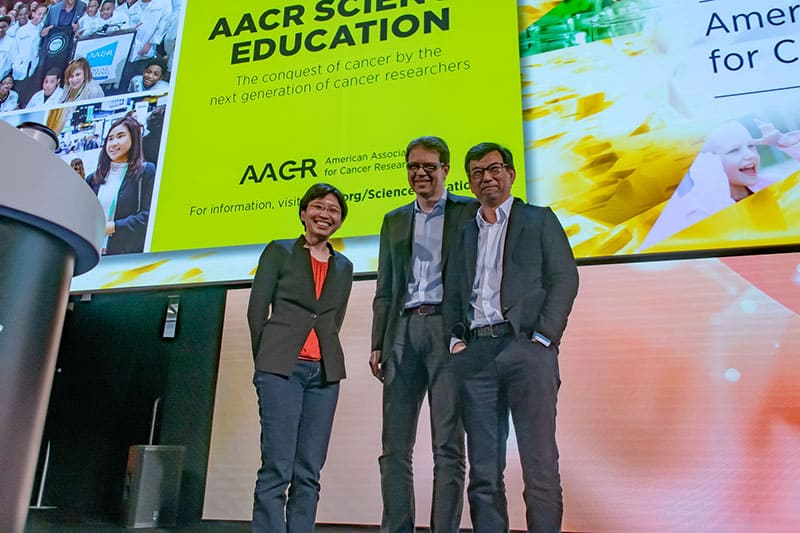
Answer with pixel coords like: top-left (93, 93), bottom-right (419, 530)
top-left (443, 142), bottom-right (579, 533)
top-left (370, 136), bottom-right (477, 532)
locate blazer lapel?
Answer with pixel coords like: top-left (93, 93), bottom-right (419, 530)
top-left (441, 197), bottom-right (460, 271)
top-left (395, 203), bottom-right (415, 287)
top-left (501, 199), bottom-right (524, 306)
top-left (294, 238), bottom-right (318, 305)
top-left (317, 251), bottom-right (340, 305)
top-left (463, 220), bottom-right (479, 305)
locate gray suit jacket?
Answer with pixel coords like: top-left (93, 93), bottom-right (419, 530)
top-left (248, 236), bottom-right (353, 382)
top-left (443, 198), bottom-right (579, 347)
top-left (371, 192), bottom-right (478, 361)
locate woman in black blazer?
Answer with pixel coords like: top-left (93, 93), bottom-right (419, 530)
top-left (247, 183), bottom-right (353, 533)
top-left (85, 113), bottom-right (154, 255)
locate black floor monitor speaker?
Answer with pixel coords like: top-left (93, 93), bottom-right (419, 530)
top-left (121, 445), bottom-right (185, 528)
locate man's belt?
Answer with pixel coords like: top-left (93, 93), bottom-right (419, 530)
top-left (404, 304), bottom-right (441, 316)
top-left (470, 321), bottom-right (513, 339)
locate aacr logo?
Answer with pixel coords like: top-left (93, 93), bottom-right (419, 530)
top-left (87, 42), bottom-right (117, 66)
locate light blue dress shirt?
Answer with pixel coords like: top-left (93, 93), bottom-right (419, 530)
top-left (405, 191), bottom-right (447, 308)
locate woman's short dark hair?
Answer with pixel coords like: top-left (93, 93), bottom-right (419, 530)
top-left (299, 183), bottom-right (348, 225)
top-left (463, 142), bottom-right (514, 175)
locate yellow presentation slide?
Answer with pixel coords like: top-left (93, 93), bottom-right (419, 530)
top-left (151, 0), bottom-right (526, 252)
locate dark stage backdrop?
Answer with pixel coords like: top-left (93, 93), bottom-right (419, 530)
top-left (38, 287), bottom-right (226, 523)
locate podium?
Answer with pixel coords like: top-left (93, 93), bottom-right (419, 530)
top-left (0, 121), bottom-right (104, 533)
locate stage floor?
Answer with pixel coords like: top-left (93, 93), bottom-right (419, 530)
top-left (26, 509), bottom-right (385, 532)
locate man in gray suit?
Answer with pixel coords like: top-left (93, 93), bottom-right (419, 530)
top-left (443, 142), bottom-right (579, 533)
top-left (370, 136), bottom-right (477, 532)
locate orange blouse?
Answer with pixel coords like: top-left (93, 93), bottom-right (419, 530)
top-left (298, 255), bottom-right (329, 361)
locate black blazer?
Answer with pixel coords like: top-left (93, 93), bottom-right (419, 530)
top-left (443, 198), bottom-right (579, 346)
top-left (371, 192), bottom-right (478, 360)
top-left (86, 161), bottom-right (155, 255)
top-left (248, 236), bottom-right (353, 382)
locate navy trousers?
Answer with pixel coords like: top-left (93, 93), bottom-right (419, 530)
top-left (252, 360), bottom-right (339, 533)
top-left (458, 335), bottom-right (562, 533)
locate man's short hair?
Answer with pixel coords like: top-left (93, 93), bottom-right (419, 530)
top-left (405, 136), bottom-right (450, 165)
top-left (0, 15), bottom-right (11, 24)
top-left (143, 56), bottom-right (167, 73)
top-left (45, 67), bottom-right (62, 79)
top-left (464, 142), bottom-right (514, 175)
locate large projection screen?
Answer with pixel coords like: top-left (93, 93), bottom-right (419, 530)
top-left (2, 1), bottom-right (798, 292)
top-left (206, 253), bottom-right (800, 530)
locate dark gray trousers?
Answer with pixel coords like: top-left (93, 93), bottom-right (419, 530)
top-left (379, 313), bottom-right (466, 532)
